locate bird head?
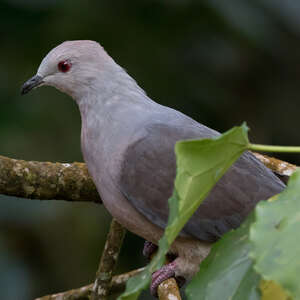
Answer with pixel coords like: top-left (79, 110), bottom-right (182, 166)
top-left (21, 40), bottom-right (117, 99)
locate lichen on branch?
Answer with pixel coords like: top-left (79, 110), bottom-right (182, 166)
top-left (0, 155), bottom-right (101, 203)
top-left (92, 219), bottom-right (126, 299)
top-left (0, 153), bottom-right (296, 204)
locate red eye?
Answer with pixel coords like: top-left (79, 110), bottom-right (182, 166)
top-left (58, 60), bottom-right (72, 73)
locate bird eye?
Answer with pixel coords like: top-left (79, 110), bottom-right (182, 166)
top-left (58, 60), bottom-right (72, 73)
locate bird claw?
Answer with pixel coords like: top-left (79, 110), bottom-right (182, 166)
top-left (143, 241), bottom-right (158, 260)
top-left (150, 261), bottom-right (185, 297)
top-left (143, 241), bottom-right (185, 296)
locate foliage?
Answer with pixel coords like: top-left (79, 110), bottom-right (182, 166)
top-left (185, 213), bottom-right (260, 300)
top-left (250, 170), bottom-right (300, 299)
top-left (186, 168), bottom-right (300, 300)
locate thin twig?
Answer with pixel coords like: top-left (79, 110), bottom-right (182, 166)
top-left (91, 219), bottom-right (126, 300)
top-left (35, 267), bottom-right (145, 300)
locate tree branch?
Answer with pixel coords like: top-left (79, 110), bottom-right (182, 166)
top-left (252, 152), bottom-right (297, 177)
top-left (158, 278), bottom-right (182, 300)
top-left (0, 155), bottom-right (101, 203)
top-left (0, 153), bottom-right (295, 204)
top-left (91, 219), bottom-right (126, 299)
top-left (35, 267), bottom-right (145, 300)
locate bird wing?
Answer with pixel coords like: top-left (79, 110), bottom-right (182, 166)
top-left (118, 113), bottom-right (285, 242)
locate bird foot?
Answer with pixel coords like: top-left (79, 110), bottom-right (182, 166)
top-left (143, 241), bottom-right (158, 260)
top-left (143, 240), bottom-right (177, 261)
top-left (143, 241), bottom-right (185, 296)
top-left (150, 261), bottom-right (185, 297)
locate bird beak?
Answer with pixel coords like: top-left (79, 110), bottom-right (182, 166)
top-left (21, 75), bottom-right (44, 95)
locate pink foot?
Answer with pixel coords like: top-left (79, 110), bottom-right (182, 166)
top-left (150, 261), bottom-right (185, 297)
top-left (143, 241), bottom-right (158, 260)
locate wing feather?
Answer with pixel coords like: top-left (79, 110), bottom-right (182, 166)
top-left (119, 115), bottom-right (284, 242)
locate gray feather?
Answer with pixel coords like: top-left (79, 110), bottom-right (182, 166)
top-left (119, 107), bottom-right (285, 242)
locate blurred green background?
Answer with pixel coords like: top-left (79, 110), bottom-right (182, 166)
top-left (1, 1), bottom-right (300, 299)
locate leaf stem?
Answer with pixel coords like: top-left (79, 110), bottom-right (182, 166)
top-left (249, 144), bottom-right (300, 153)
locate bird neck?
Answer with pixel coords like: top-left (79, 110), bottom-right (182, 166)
top-left (75, 67), bottom-right (154, 121)
top-left (76, 70), bottom-right (154, 181)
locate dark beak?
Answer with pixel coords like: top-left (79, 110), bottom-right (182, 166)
top-left (21, 75), bottom-right (44, 95)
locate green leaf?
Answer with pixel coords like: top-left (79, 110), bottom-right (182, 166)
top-left (250, 168), bottom-right (300, 300)
top-left (173, 123), bottom-right (249, 239)
top-left (118, 124), bottom-right (249, 300)
top-left (185, 213), bottom-right (261, 300)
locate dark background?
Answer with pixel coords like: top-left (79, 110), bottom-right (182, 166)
top-left (1, 1), bottom-right (300, 299)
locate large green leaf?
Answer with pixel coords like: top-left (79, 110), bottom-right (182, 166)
top-left (118, 124), bottom-right (249, 300)
top-left (185, 213), bottom-right (261, 300)
top-left (250, 169), bottom-right (300, 299)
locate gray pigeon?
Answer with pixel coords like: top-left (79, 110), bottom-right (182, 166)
top-left (21, 40), bottom-right (285, 295)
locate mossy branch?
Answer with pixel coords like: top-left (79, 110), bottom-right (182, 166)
top-left (252, 152), bottom-right (297, 177)
top-left (0, 153), bottom-right (295, 204)
top-left (91, 219), bottom-right (126, 299)
top-left (158, 278), bottom-right (182, 300)
top-left (0, 155), bottom-right (101, 203)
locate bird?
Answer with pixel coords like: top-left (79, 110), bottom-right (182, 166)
top-left (21, 40), bottom-right (285, 296)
